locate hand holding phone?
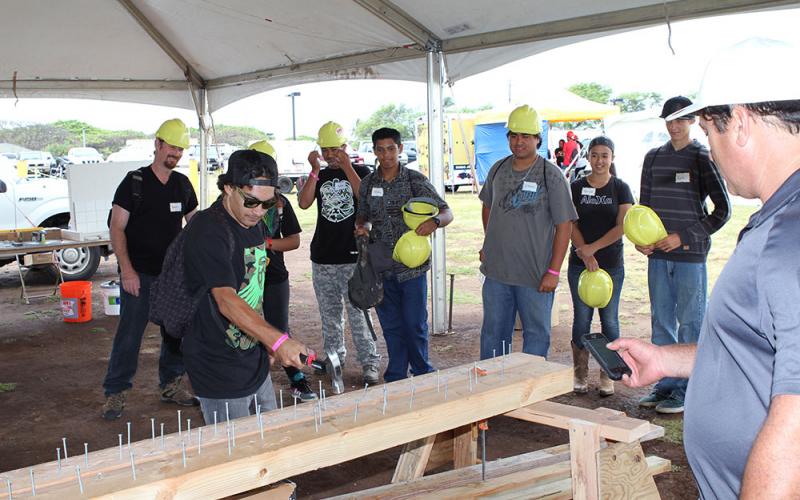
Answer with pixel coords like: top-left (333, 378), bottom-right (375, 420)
top-left (581, 333), bottom-right (632, 381)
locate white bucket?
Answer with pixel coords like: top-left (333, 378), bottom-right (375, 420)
top-left (100, 281), bottom-right (121, 316)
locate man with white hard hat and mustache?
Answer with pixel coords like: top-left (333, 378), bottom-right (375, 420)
top-left (610, 38), bottom-right (800, 498)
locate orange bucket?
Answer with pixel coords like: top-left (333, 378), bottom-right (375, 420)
top-left (60, 281), bottom-right (92, 323)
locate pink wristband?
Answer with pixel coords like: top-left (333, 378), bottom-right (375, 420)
top-left (546, 268), bottom-right (560, 277)
top-left (271, 333), bottom-right (289, 353)
top-left (308, 171), bottom-right (319, 181)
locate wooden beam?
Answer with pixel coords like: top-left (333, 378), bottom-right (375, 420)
top-left (351, 0), bottom-right (439, 48)
top-left (424, 431), bottom-right (454, 473)
top-left (569, 419), bottom-right (601, 500)
top-left (598, 441), bottom-right (662, 499)
top-left (452, 423), bottom-right (478, 469)
top-left (506, 401), bottom-right (653, 443)
top-left (392, 434), bottom-right (437, 483)
top-left (229, 480), bottom-right (296, 499)
top-left (2, 354), bottom-right (570, 499)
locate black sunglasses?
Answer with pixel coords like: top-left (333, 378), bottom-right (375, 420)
top-left (236, 187), bottom-right (278, 209)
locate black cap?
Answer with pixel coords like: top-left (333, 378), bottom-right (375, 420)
top-left (660, 96), bottom-right (695, 119)
top-left (221, 150), bottom-right (278, 187)
top-left (588, 135), bottom-right (615, 153)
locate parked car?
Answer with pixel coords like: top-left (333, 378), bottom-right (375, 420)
top-left (187, 144), bottom-right (224, 170)
top-left (1, 152), bottom-right (18, 161)
top-left (402, 141), bottom-right (417, 163)
top-left (67, 147), bottom-right (104, 164)
top-left (347, 144), bottom-right (365, 167)
top-left (18, 150), bottom-right (56, 175)
top-left (357, 141), bottom-right (408, 168)
top-left (106, 147), bottom-right (154, 163)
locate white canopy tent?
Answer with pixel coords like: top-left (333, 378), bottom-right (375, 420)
top-left (2, 0), bottom-right (795, 332)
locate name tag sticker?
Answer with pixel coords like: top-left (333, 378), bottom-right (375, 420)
top-left (581, 187), bottom-right (596, 196)
top-left (522, 181), bottom-right (538, 193)
top-left (371, 187), bottom-right (384, 197)
top-left (170, 202), bottom-right (182, 213)
top-left (676, 172), bottom-right (690, 183)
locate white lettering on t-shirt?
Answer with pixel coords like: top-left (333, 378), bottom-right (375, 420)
top-left (676, 172), bottom-right (690, 183)
top-left (319, 179), bottom-right (354, 223)
top-left (580, 195), bottom-right (613, 205)
top-left (170, 202), bottom-right (182, 212)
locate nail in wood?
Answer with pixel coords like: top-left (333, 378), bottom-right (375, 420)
top-left (409, 385), bottom-right (415, 409)
top-left (57, 448), bottom-right (61, 471)
top-left (83, 443), bottom-right (88, 467)
top-left (293, 396), bottom-right (298, 419)
top-left (29, 468), bottom-right (35, 496)
top-left (62, 437), bottom-right (68, 459)
top-left (198, 427), bottom-right (203, 454)
top-left (118, 434), bottom-right (123, 460)
top-left (445, 380), bottom-right (449, 400)
top-left (160, 423), bottom-right (165, 448)
top-left (75, 466), bottom-right (84, 494)
top-left (279, 389), bottom-right (284, 411)
top-left (226, 426), bottom-right (232, 456)
top-left (313, 407), bottom-right (319, 433)
top-left (5, 478), bottom-right (11, 500)
top-left (181, 441), bottom-right (187, 468)
top-left (213, 411), bottom-right (218, 436)
top-left (258, 414), bottom-right (264, 441)
top-left (502, 340), bottom-right (506, 358)
top-left (322, 389), bottom-right (327, 410)
top-left (363, 383), bottom-right (369, 396)
top-left (232, 421), bottom-right (236, 447)
top-left (353, 401), bottom-right (359, 422)
top-left (126, 421), bottom-right (131, 448)
top-left (177, 410), bottom-right (182, 438)
top-left (151, 418), bottom-right (155, 442)
top-left (129, 450), bottom-right (136, 480)
top-left (187, 418), bottom-right (191, 443)
top-left (225, 402), bottom-right (230, 426)
top-left (254, 393), bottom-right (259, 413)
top-left (493, 349), bottom-right (496, 359)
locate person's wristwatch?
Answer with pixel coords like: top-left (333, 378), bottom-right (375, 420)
top-left (431, 216), bottom-right (441, 227)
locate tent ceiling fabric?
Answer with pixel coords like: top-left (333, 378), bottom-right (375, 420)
top-left (1, 0), bottom-right (797, 112)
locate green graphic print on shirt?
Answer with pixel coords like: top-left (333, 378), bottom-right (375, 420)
top-left (225, 244), bottom-right (269, 350)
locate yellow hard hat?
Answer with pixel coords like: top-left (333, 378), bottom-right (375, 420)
top-left (623, 205), bottom-right (668, 246)
top-left (578, 269), bottom-right (614, 309)
top-left (506, 105), bottom-right (542, 135)
top-left (392, 231), bottom-right (432, 268)
top-left (250, 140), bottom-right (277, 160)
top-left (155, 118), bottom-right (190, 150)
top-left (402, 197), bottom-right (440, 230)
top-left (317, 121), bottom-right (347, 148)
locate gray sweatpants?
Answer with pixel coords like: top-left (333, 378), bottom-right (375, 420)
top-left (311, 262), bottom-right (381, 368)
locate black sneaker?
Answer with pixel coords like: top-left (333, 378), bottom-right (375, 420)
top-left (160, 376), bottom-right (199, 407)
top-left (290, 378), bottom-right (318, 402)
top-left (102, 390), bottom-right (128, 420)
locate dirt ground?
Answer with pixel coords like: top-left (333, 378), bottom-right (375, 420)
top-left (0, 236), bottom-right (697, 498)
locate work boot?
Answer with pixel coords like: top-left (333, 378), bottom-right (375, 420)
top-left (102, 390), bottom-right (129, 420)
top-left (160, 376), bottom-right (199, 407)
top-left (571, 341), bottom-right (589, 394)
top-left (598, 370), bottom-right (615, 397)
top-left (362, 365), bottom-right (380, 385)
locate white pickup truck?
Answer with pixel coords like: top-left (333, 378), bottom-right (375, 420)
top-left (0, 156), bottom-right (109, 280)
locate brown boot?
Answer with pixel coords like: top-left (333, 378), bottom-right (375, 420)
top-left (571, 342), bottom-right (589, 394)
top-left (598, 370), bottom-right (615, 397)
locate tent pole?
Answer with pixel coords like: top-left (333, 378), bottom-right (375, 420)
top-left (427, 48), bottom-right (447, 335)
top-left (198, 89), bottom-right (208, 209)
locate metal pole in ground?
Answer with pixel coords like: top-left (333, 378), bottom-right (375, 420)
top-left (447, 273), bottom-right (455, 334)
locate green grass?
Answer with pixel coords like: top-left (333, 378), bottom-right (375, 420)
top-left (653, 417), bottom-right (685, 445)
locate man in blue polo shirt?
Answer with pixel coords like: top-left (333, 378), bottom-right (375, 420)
top-left (611, 38), bottom-right (800, 498)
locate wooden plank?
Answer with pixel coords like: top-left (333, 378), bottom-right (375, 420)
top-left (645, 455), bottom-right (672, 477)
top-left (424, 431), bottom-right (454, 473)
top-left (331, 444), bottom-right (570, 499)
top-left (506, 401), bottom-right (652, 443)
top-left (4, 353), bottom-right (570, 499)
top-left (228, 480), bottom-right (296, 499)
top-left (391, 434), bottom-right (437, 483)
top-left (569, 419), bottom-right (601, 500)
top-left (452, 423), bottom-right (478, 469)
top-left (598, 441), bottom-right (661, 499)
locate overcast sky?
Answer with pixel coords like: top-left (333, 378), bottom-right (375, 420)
top-left (2, 7), bottom-right (799, 142)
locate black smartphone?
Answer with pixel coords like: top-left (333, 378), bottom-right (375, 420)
top-left (581, 333), bottom-right (632, 381)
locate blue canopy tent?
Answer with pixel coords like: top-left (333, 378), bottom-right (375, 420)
top-left (474, 120), bottom-right (549, 183)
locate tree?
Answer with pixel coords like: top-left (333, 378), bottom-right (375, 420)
top-left (568, 82), bottom-right (613, 104)
top-left (353, 104), bottom-right (423, 141)
top-left (612, 92), bottom-right (662, 113)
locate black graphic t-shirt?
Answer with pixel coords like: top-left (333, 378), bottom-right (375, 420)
top-left (182, 200), bottom-right (270, 399)
top-left (569, 176), bottom-right (635, 269)
top-left (262, 194), bottom-right (301, 285)
top-left (310, 165), bottom-right (371, 264)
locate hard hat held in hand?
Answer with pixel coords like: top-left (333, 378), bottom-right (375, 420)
top-left (624, 205), bottom-right (668, 246)
top-left (392, 231), bottom-right (431, 269)
top-left (317, 121), bottom-right (347, 148)
top-left (156, 118), bottom-right (190, 150)
top-left (578, 269), bottom-right (613, 309)
top-left (250, 140), bottom-right (277, 160)
top-left (402, 197), bottom-right (440, 230)
top-left (506, 105), bottom-right (542, 135)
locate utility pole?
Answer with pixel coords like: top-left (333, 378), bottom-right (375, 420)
top-left (287, 91), bottom-right (301, 140)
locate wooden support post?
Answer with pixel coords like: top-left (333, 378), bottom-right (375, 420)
top-left (424, 431), bottom-right (454, 473)
top-left (392, 434), bottom-right (437, 483)
top-left (569, 418), bottom-right (601, 500)
top-left (452, 423), bottom-right (478, 468)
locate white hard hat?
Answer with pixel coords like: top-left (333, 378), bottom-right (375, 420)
top-left (668, 38), bottom-right (799, 120)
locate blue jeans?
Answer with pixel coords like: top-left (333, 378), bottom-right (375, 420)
top-left (568, 264), bottom-right (624, 348)
top-left (480, 276), bottom-right (554, 360)
top-left (375, 274), bottom-right (434, 382)
top-left (648, 258), bottom-right (707, 401)
top-left (103, 272), bottom-right (185, 396)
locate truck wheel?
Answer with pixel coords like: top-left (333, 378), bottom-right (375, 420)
top-left (277, 176), bottom-right (294, 193)
top-left (46, 246), bottom-right (101, 281)
top-left (296, 175), bottom-right (309, 192)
